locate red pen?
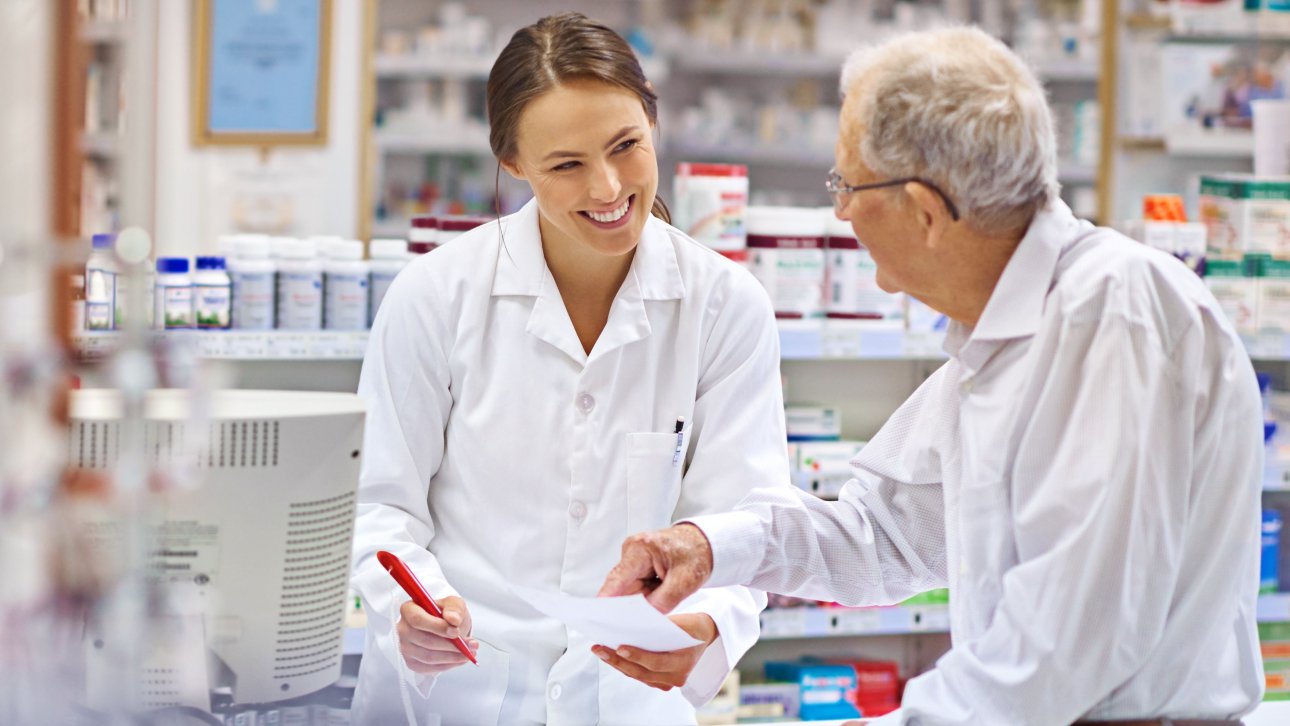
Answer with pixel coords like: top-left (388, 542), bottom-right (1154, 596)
top-left (377, 550), bottom-right (478, 665)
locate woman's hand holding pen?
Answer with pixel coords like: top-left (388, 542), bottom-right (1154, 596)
top-left (397, 596), bottom-right (480, 674)
top-left (591, 612), bottom-right (718, 691)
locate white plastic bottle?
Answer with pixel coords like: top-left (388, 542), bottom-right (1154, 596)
top-left (216, 234), bottom-right (242, 260)
top-left (154, 257), bottom-right (194, 330)
top-left (276, 239), bottom-right (323, 330)
top-left (437, 215), bottom-right (488, 246)
top-left (193, 256), bottom-right (232, 330)
top-left (85, 233), bottom-right (118, 331)
top-left (409, 216), bottom-right (438, 255)
top-left (368, 238), bottom-right (409, 326)
top-left (745, 206), bottom-right (827, 318)
top-left (229, 236), bottom-right (276, 330)
top-left (324, 239), bottom-right (370, 330)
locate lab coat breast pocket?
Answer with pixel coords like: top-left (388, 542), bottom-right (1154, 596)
top-left (625, 432), bottom-right (685, 536)
top-left (424, 640), bottom-right (510, 726)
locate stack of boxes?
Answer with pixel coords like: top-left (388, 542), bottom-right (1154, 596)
top-left (1199, 175), bottom-right (1290, 343)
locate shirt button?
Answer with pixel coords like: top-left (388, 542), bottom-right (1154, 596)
top-left (569, 501), bottom-right (587, 520)
top-left (577, 393), bottom-right (595, 413)
top-left (549, 683), bottom-right (562, 701)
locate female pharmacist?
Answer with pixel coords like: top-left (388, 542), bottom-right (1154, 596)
top-left (348, 13), bottom-right (789, 726)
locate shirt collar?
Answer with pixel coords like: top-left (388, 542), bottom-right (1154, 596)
top-left (491, 198), bottom-right (684, 301)
top-left (946, 199), bottom-right (1081, 368)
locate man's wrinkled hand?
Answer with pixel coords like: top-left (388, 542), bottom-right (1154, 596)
top-left (597, 523), bottom-right (714, 613)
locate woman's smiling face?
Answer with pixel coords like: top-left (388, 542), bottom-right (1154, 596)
top-left (502, 78), bottom-right (659, 259)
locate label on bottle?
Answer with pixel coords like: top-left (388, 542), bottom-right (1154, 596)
top-left (232, 270), bottom-right (275, 330)
top-left (157, 284), bottom-right (193, 329)
top-left (324, 272), bottom-right (369, 330)
top-left (195, 283), bottom-right (232, 329)
top-left (370, 271), bottom-right (399, 325)
top-left (85, 266), bottom-right (116, 331)
top-left (277, 270), bottom-right (323, 330)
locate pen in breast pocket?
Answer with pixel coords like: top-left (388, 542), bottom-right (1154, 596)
top-left (672, 416), bottom-right (685, 466)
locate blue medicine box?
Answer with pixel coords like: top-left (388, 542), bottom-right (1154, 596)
top-left (764, 661), bottom-right (862, 720)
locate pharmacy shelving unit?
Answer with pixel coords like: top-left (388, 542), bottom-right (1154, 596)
top-left (51, 4), bottom-right (131, 239)
top-left (1106, 3), bottom-right (1290, 222)
top-left (658, 32), bottom-right (1106, 216)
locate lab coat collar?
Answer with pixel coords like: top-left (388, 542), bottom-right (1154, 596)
top-left (490, 199), bottom-right (684, 301)
top-left (947, 199), bottom-right (1079, 371)
top-left (496, 198), bottom-right (685, 366)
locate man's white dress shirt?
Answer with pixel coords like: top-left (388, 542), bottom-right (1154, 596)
top-left (690, 201), bottom-right (1265, 724)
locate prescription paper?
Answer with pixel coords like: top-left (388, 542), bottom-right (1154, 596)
top-left (510, 585), bottom-right (703, 652)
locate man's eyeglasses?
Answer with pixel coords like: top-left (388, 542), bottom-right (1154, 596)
top-left (826, 168), bottom-right (961, 221)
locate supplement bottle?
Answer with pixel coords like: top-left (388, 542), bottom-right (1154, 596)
top-left (85, 233), bottom-right (118, 331)
top-left (824, 211), bottom-right (902, 320)
top-left (276, 239), bottom-right (324, 330)
top-left (323, 240), bottom-right (370, 331)
top-left (193, 256), bottom-right (232, 330)
top-left (155, 257), bottom-right (194, 330)
top-left (368, 238), bottom-right (409, 326)
top-left (437, 216), bottom-right (488, 246)
top-left (673, 162), bottom-right (749, 261)
top-left (409, 215), bottom-right (438, 254)
top-left (746, 206), bottom-right (827, 318)
top-left (229, 236), bottom-right (276, 330)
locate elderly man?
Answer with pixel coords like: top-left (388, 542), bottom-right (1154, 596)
top-left (598, 27), bottom-right (1264, 725)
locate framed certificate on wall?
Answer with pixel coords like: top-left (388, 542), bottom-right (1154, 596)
top-left (192, 0), bottom-right (332, 146)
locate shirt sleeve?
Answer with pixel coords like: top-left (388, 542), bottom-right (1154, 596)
top-left (686, 364), bottom-right (953, 605)
top-left (349, 268), bottom-right (457, 695)
top-left (668, 269), bottom-right (789, 705)
top-left (898, 308), bottom-right (1202, 724)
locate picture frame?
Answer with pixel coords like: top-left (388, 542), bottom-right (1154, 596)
top-left (192, 0), bottom-right (332, 146)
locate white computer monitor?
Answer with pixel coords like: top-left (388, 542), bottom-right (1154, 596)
top-left (69, 388), bottom-right (364, 710)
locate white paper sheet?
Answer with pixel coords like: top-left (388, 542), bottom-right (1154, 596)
top-left (510, 585), bottom-right (703, 652)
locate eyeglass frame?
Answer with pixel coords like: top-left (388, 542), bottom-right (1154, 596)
top-left (826, 168), bottom-right (961, 222)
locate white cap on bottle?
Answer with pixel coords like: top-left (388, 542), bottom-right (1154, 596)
top-left (331, 240), bottom-right (364, 261)
top-left (370, 238), bottom-right (409, 259)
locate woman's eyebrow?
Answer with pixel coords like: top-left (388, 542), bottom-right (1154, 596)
top-left (540, 126), bottom-right (641, 162)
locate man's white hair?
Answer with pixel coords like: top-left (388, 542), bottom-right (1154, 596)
top-left (840, 26), bottom-right (1059, 234)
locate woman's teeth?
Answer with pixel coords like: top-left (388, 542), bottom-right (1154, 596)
top-left (587, 198), bottom-right (630, 223)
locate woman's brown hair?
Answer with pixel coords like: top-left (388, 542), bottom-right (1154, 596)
top-left (486, 12), bottom-right (670, 223)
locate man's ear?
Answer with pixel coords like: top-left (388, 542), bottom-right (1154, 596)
top-left (904, 181), bottom-right (952, 248)
top-left (500, 158), bottom-right (525, 182)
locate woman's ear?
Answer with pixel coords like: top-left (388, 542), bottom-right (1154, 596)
top-left (500, 158), bottom-right (526, 182)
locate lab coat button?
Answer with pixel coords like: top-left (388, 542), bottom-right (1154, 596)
top-left (549, 683), bottom-right (562, 701)
top-left (577, 393), bottom-right (595, 413)
top-left (569, 501), bottom-right (587, 520)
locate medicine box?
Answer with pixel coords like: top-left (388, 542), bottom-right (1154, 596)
top-left (1200, 175), bottom-right (1290, 259)
top-left (737, 681), bottom-right (800, 721)
top-left (784, 405), bottom-right (842, 442)
top-left (1260, 622), bottom-right (1290, 702)
top-left (829, 659), bottom-right (902, 717)
top-left (791, 440), bottom-right (865, 498)
top-left (763, 661), bottom-right (861, 721)
top-left (696, 670), bottom-right (739, 725)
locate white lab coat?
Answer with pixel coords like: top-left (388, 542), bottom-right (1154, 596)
top-left (349, 199), bottom-right (790, 726)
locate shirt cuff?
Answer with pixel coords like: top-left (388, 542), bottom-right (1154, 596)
top-left (681, 633), bottom-right (729, 706)
top-left (679, 510), bottom-right (767, 589)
